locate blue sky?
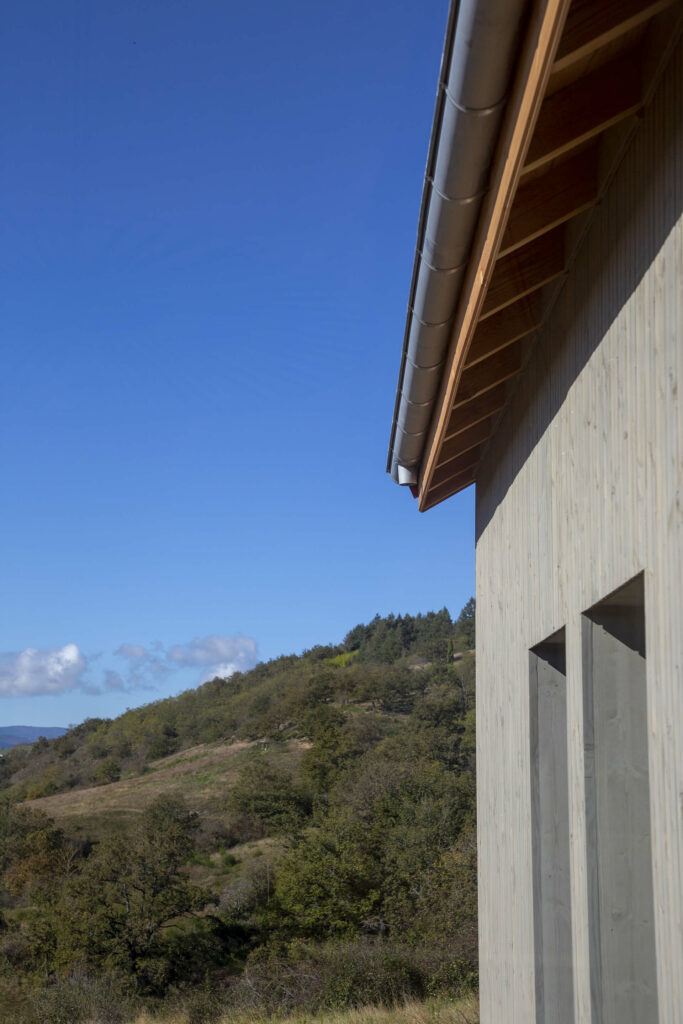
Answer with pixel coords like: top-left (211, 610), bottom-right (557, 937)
top-left (1, 0), bottom-right (474, 727)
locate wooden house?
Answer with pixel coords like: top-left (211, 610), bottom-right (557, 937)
top-left (386, 2), bottom-right (683, 1022)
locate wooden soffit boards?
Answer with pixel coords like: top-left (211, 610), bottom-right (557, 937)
top-left (417, 0), bottom-right (682, 511)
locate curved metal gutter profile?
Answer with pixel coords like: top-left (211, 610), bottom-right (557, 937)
top-left (388, 0), bottom-right (528, 485)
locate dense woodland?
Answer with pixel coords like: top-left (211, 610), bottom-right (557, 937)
top-left (0, 603), bottom-right (477, 1023)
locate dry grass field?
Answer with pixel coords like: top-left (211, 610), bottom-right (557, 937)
top-left (25, 738), bottom-right (309, 842)
top-left (131, 995), bottom-right (480, 1024)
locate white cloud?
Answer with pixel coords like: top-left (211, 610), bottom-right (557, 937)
top-left (197, 660), bottom-right (244, 684)
top-left (114, 643), bottom-right (147, 661)
top-left (167, 635), bottom-right (258, 670)
top-left (115, 633), bottom-right (258, 687)
top-left (0, 632), bottom-right (259, 699)
top-left (103, 669), bottom-right (129, 693)
top-left (111, 644), bottom-right (167, 692)
top-left (0, 643), bottom-right (90, 697)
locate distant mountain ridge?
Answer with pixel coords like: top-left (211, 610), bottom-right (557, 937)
top-left (0, 726), bottom-right (67, 748)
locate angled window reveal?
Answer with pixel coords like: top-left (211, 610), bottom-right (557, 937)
top-left (582, 573), bottom-right (658, 1024)
top-left (529, 628), bottom-right (574, 1024)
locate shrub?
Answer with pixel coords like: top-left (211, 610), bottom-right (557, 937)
top-left (318, 941), bottom-right (427, 1008)
top-left (229, 940), bottom-right (431, 1015)
top-left (183, 987), bottom-right (225, 1024)
top-left (220, 850), bottom-right (238, 869)
top-left (92, 759), bottom-right (121, 785)
top-left (27, 973), bottom-right (136, 1024)
top-left (227, 760), bottom-right (311, 837)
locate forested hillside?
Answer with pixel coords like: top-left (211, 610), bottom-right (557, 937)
top-left (0, 603), bottom-right (477, 1024)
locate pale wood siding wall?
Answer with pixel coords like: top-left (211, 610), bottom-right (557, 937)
top-left (474, 36), bottom-right (682, 1024)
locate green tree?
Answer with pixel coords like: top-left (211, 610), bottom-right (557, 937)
top-left (92, 757), bottom-right (121, 785)
top-left (301, 706), bottom-right (360, 797)
top-left (453, 598), bottom-right (475, 651)
top-left (0, 799), bottom-right (65, 899)
top-left (274, 825), bottom-right (382, 938)
top-left (228, 759), bottom-right (311, 837)
top-left (62, 795), bottom-right (212, 988)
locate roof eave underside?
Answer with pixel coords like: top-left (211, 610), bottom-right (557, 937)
top-left (387, 0), bottom-right (683, 513)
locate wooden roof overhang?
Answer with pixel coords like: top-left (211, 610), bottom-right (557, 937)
top-left (409, 0), bottom-right (683, 512)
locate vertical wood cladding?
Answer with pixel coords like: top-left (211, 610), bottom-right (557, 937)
top-left (474, 35), bottom-right (682, 1024)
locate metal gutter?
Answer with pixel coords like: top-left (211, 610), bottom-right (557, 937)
top-left (387, 0), bottom-right (529, 484)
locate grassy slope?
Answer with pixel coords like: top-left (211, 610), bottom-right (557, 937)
top-left (25, 738), bottom-right (309, 842)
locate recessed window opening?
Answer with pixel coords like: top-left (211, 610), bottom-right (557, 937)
top-left (582, 573), bottom-right (658, 1024)
top-left (530, 628), bottom-right (574, 1024)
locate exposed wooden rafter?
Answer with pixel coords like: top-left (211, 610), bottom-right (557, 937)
top-left (455, 344), bottom-right (523, 408)
top-left (431, 447), bottom-right (482, 489)
top-left (552, 0), bottom-right (674, 76)
top-left (414, 0), bottom-right (682, 511)
top-left (523, 51), bottom-right (644, 174)
top-left (422, 470), bottom-right (477, 512)
top-left (438, 416), bottom-right (494, 468)
top-left (465, 293), bottom-right (542, 368)
top-left (445, 382), bottom-right (509, 440)
top-left (500, 144), bottom-right (599, 256)
top-left (482, 226), bottom-right (566, 317)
